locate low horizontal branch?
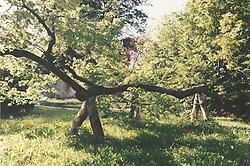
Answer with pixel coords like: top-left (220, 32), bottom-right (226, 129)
top-left (137, 84), bottom-right (206, 99)
top-left (1, 49), bottom-right (206, 101)
top-left (89, 84), bottom-right (207, 99)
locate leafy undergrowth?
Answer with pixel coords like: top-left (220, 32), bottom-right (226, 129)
top-left (1, 100), bottom-right (250, 165)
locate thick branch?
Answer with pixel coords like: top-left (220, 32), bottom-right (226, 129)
top-left (0, 49), bottom-right (206, 101)
top-left (65, 47), bottom-right (82, 59)
top-left (64, 47), bottom-right (98, 87)
top-left (137, 84), bottom-right (207, 99)
top-left (89, 84), bottom-right (207, 99)
top-left (64, 65), bottom-right (97, 87)
top-left (1, 49), bottom-right (88, 100)
top-left (22, 2), bottom-right (56, 60)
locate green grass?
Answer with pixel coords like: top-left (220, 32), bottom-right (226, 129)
top-left (1, 100), bottom-right (250, 166)
top-left (38, 98), bottom-right (82, 109)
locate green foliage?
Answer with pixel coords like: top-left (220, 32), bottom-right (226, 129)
top-left (0, 56), bottom-right (53, 107)
top-left (141, 0), bottom-right (250, 116)
top-left (0, 0), bottom-right (147, 90)
top-left (80, 0), bottom-right (148, 32)
top-left (1, 100), bottom-right (250, 165)
top-left (0, 0), bottom-right (147, 116)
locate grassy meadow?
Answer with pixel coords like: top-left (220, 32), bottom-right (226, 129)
top-left (0, 99), bottom-right (250, 165)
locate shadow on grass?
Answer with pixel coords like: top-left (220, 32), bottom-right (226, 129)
top-left (1, 100), bottom-right (249, 165)
top-left (67, 114), bottom-right (250, 165)
top-left (67, 128), bottom-right (176, 165)
top-left (0, 106), bottom-right (79, 136)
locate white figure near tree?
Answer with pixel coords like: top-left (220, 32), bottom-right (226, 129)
top-left (191, 92), bottom-right (208, 121)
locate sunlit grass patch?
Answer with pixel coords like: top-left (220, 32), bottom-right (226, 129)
top-left (38, 98), bottom-right (81, 109)
top-left (1, 134), bottom-right (93, 166)
top-left (1, 99), bottom-right (250, 165)
top-left (171, 146), bottom-right (238, 165)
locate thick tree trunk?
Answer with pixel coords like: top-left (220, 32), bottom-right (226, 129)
top-left (70, 101), bottom-right (88, 135)
top-left (87, 97), bottom-right (105, 143)
top-left (70, 97), bottom-right (105, 143)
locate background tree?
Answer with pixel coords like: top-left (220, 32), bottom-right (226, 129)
top-left (80, 0), bottom-right (148, 32)
top-left (142, 0), bottom-right (250, 118)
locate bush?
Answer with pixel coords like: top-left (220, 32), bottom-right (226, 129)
top-left (0, 100), bottom-right (34, 118)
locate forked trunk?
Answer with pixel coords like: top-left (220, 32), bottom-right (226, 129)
top-left (70, 97), bottom-right (104, 143)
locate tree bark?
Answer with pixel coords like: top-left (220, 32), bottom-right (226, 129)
top-left (130, 93), bottom-right (140, 120)
top-left (70, 97), bottom-right (104, 143)
top-left (70, 101), bottom-right (88, 135)
top-left (87, 97), bottom-right (105, 143)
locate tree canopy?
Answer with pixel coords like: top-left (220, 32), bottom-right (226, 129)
top-left (141, 0), bottom-right (250, 116)
top-left (0, 0), bottom-right (205, 102)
